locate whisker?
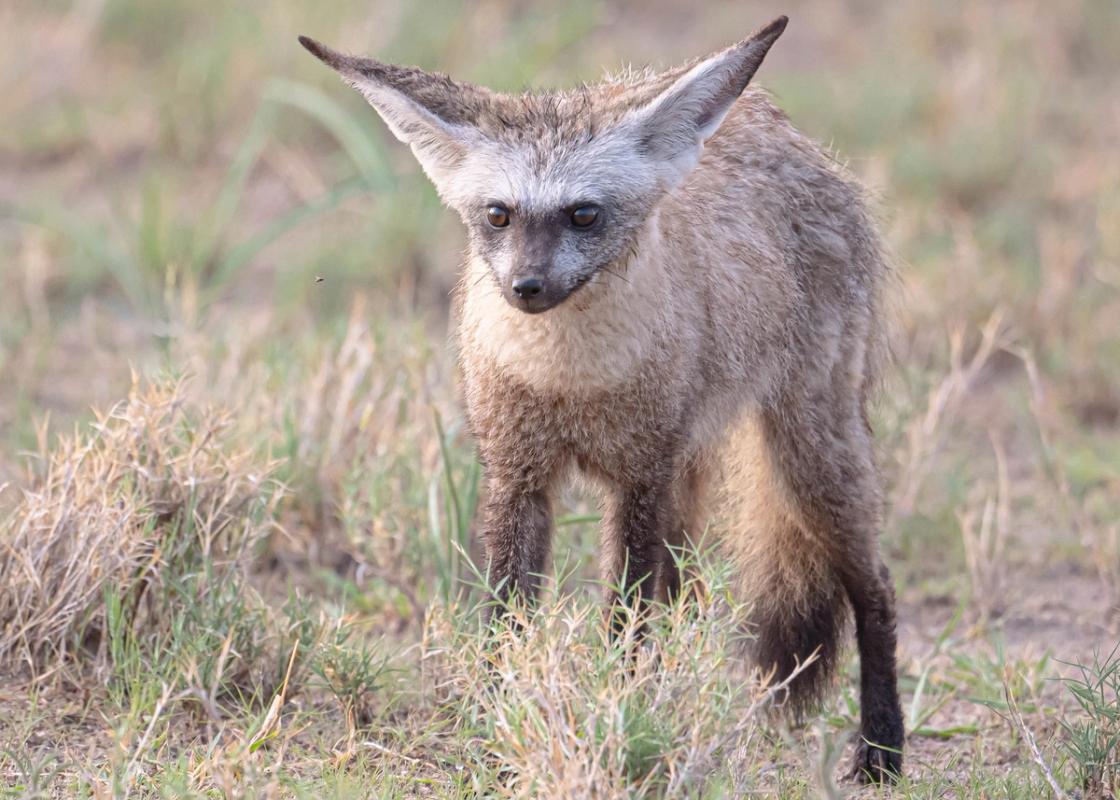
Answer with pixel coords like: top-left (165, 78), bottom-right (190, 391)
top-left (601, 266), bottom-right (630, 284)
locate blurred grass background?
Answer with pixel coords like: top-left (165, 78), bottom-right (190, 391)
top-left (1, 0), bottom-right (1119, 795)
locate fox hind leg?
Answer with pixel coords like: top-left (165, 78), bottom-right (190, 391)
top-left (761, 395), bottom-right (904, 783)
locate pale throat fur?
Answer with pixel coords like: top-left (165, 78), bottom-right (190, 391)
top-left (457, 206), bottom-right (682, 395)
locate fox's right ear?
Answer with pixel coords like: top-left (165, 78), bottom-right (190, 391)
top-left (299, 36), bottom-right (488, 193)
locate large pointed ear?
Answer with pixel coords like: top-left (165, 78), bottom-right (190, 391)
top-left (299, 36), bottom-right (489, 192)
top-left (626, 16), bottom-right (788, 185)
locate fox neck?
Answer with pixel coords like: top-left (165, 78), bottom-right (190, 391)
top-left (457, 210), bottom-right (677, 396)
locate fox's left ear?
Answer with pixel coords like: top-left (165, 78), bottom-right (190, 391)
top-left (299, 36), bottom-right (489, 195)
top-left (627, 16), bottom-right (788, 185)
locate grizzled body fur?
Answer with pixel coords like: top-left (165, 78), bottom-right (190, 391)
top-left (302, 16), bottom-right (904, 782)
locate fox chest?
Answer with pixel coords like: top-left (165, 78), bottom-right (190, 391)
top-left (460, 350), bottom-right (688, 486)
top-left (456, 269), bottom-right (680, 395)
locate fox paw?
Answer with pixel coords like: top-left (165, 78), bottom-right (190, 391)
top-left (848, 737), bottom-right (902, 785)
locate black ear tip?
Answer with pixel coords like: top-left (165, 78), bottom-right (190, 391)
top-left (744, 15), bottom-right (787, 52)
top-left (765, 15), bottom-right (789, 39)
top-left (298, 35), bottom-right (342, 68)
top-left (298, 35), bottom-right (322, 57)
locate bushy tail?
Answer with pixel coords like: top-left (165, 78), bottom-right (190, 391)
top-left (717, 415), bottom-right (849, 715)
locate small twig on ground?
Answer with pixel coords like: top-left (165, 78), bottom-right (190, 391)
top-left (1004, 676), bottom-right (1070, 800)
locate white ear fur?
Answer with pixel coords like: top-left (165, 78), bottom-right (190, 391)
top-left (299, 36), bottom-right (487, 192)
top-left (346, 81), bottom-right (482, 188)
top-left (626, 16), bottom-right (788, 185)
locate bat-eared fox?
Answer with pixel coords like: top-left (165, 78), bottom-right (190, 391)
top-left (301, 14), bottom-right (904, 782)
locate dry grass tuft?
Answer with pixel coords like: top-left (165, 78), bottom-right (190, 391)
top-left (425, 570), bottom-right (804, 799)
top-left (891, 309), bottom-right (1010, 524)
top-left (0, 377), bottom-right (280, 676)
top-left (957, 433), bottom-right (1012, 622)
top-left (173, 299), bottom-right (457, 588)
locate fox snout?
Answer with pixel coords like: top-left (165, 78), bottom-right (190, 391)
top-left (503, 269), bottom-right (578, 314)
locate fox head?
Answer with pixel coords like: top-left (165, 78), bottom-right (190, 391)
top-left (300, 16), bottom-right (787, 314)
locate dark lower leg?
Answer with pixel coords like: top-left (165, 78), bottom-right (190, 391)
top-left (602, 482), bottom-right (672, 638)
top-left (843, 560), bottom-right (904, 783)
top-left (479, 482), bottom-right (553, 624)
top-left (659, 546), bottom-right (682, 605)
top-left (660, 460), bottom-right (709, 605)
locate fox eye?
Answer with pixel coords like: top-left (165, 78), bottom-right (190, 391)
top-left (569, 205), bottom-right (600, 228)
top-left (486, 205), bottom-right (510, 228)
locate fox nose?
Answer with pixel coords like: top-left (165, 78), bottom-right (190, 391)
top-left (511, 276), bottom-right (544, 299)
